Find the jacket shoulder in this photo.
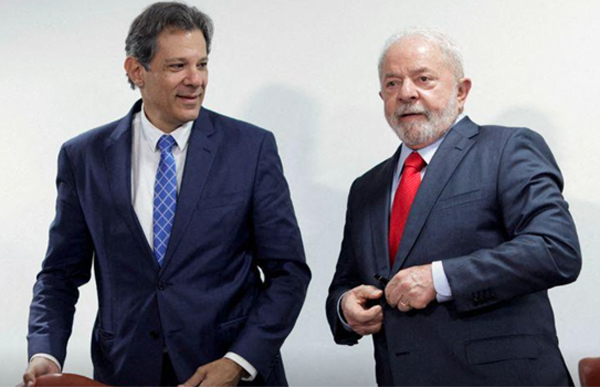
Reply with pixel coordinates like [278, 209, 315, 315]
[204, 108, 271, 140]
[61, 119, 121, 152]
[475, 123, 545, 145]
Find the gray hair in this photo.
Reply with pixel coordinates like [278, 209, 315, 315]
[125, 1, 214, 89]
[378, 28, 465, 82]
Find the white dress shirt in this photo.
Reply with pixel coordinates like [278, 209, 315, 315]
[33, 105, 257, 381]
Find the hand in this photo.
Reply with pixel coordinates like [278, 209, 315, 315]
[22, 357, 60, 387]
[385, 264, 436, 312]
[180, 357, 247, 387]
[341, 285, 384, 336]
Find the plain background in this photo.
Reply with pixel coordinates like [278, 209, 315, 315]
[1, 1, 599, 385]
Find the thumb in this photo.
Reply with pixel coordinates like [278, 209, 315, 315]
[22, 373, 36, 387]
[360, 286, 383, 299]
[180, 366, 207, 387]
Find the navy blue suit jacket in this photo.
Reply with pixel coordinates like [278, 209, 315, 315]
[326, 117, 581, 386]
[28, 101, 311, 386]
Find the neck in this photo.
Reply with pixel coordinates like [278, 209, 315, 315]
[143, 106, 179, 134]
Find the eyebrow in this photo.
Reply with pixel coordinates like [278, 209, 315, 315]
[164, 56, 209, 63]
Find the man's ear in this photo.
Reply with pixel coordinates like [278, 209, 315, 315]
[456, 77, 472, 111]
[124, 57, 145, 88]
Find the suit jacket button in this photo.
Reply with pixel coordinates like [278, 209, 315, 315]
[150, 330, 160, 339]
[157, 281, 166, 291]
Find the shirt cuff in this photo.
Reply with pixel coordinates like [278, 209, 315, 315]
[432, 261, 453, 302]
[224, 352, 257, 381]
[337, 292, 355, 332]
[30, 353, 62, 372]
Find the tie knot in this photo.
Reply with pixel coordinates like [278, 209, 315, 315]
[404, 152, 426, 171]
[157, 135, 176, 153]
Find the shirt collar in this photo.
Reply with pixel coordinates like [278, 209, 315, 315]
[140, 103, 194, 152]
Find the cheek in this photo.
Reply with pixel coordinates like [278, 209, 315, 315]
[420, 93, 444, 111]
[384, 98, 397, 115]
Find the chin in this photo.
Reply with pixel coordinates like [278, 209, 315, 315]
[179, 109, 201, 123]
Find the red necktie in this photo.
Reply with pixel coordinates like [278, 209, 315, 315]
[389, 152, 426, 266]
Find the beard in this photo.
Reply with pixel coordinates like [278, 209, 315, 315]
[388, 92, 459, 148]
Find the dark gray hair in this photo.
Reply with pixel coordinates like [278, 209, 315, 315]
[125, 1, 214, 89]
[378, 28, 465, 82]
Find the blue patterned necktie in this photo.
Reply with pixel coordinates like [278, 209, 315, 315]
[153, 135, 177, 267]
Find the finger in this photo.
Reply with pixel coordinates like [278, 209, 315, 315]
[181, 367, 207, 387]
[23, 366, 39, 387]
[409, 293, 433, 309]
[362, 315, 384, 328]
[384, 277, 402, 304]
[356, 321, 383, 335]
[198, 375, 213, 387]
[397, 300, 412, 312]
[349, 309, 383, 330]
[386, 284, 405, 308]
[22, 373, 35, 387]
[364, 288, 383, 300]
[355, 285, 382, 300]
[352, 305, 383, 323]
[364, 305, 384, 321]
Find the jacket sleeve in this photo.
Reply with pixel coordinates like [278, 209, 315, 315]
[227, 132, 311, 379]
[27, 145, 94, 366]
[442, 128, 581, 313]
[325, 181, 363, 345]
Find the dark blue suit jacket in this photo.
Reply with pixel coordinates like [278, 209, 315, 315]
[28, 101, 311, 386]
[326, 117, 581, 386]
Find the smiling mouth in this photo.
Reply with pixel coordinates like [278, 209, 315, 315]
[177, 95, 201, 105]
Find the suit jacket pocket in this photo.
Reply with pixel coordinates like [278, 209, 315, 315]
[95, 328, 115, 356]
[465, 334, 540, 365]
[437, 188, 487, 210]
[97, 328, 115, 342]
[218, 315, 248, 349]
[198, 192, 247, 210]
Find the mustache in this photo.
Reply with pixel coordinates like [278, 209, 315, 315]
[394, 104, 431, 119]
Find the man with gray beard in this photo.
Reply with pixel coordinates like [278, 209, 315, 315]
[326, 29, 581, 386]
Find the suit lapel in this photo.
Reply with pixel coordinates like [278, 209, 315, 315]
[369, 148, 401, 277]
[104, 100, 156, 266]
[391, 117, 480, 273]
[160, 108, 219, 271]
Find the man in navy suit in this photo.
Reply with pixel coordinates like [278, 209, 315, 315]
[326, 29, 581, 386]
[24, 3, 310, 386]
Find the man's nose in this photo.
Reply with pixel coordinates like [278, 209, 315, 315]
[398, 79, 418, 102]
[183, 68, 205, 87]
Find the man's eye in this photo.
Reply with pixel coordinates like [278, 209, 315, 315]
[198, 62, 208, 69]
[170, 64, 184, 70]
[386, 81, 397, 88]
[419, 76, 430, 82]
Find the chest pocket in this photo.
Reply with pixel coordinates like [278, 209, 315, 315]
[197, 191, 248, 210]
[436, 188, 488, 210]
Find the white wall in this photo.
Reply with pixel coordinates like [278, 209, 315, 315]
[1, 1, 599, 385]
